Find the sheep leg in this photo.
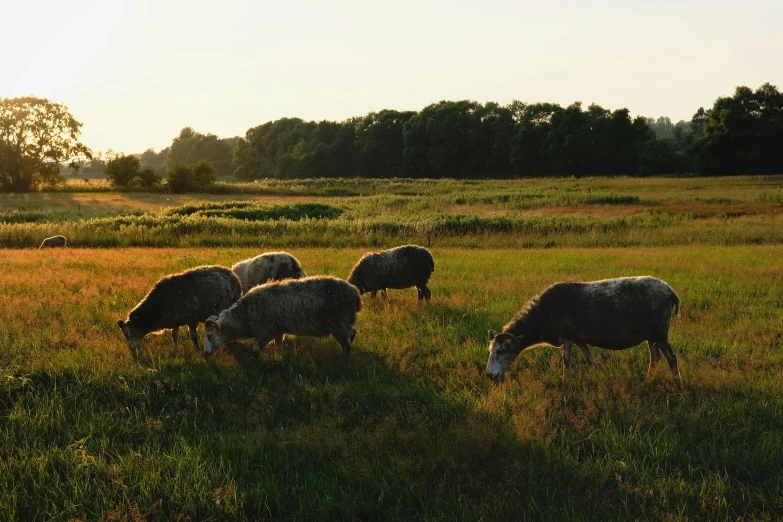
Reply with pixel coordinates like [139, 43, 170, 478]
[188, 323, 199, 350]
[350, 326, 357, 343]
[332, 327, 352, 362]
[274, 335, 285, 352]
[576, 342, 602, 369]
[421, 285, 432, 301]
[656, 340, 682, 389]
[371, 290, 377, 298]
[647, 341, 661, 377]
[381, 288, 387, 298]
[171, 327, 179, 351]
[253, 337, 273, 357]
[562, 340, 573, 378]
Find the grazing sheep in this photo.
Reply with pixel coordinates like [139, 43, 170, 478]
[39, 235, 67, 248]
[486, 276, 682, 388]
[231, 251, 307, 293]
[117, 265, 242, 359]
[347, 245, 434, 301]
[203, 276, 362, 361]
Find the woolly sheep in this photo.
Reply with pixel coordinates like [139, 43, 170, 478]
[39, 235, 67, 248]
[204, 276, 362, 361]
[347, 245, 434, 301]
[487, 276, 682, 388]
[117, 265, 242, 359]
[231, 251, 307, 293]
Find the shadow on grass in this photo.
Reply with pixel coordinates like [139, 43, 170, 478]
[2, 331, 782, 521]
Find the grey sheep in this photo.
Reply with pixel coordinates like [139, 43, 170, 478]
[118, 265, 242, 359]
[487, 276, 682, 388]
[231, 251, 307, 293]
[204, 276, 362, 361]
[347, 244, 434, 301]
[39, 235, 67, 248]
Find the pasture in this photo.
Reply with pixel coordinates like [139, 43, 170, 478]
[1, 176, 783, 520]
[1, 245, 782, 520]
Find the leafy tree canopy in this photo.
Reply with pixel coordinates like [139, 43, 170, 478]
[0, 96, 91, 192]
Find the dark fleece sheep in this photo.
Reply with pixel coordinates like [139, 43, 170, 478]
[117, 265, 242, 359]
[487, 276, 682, 388]
[347, 244, 434, 300]
[231, 251, 307, 293]
[204, 276, 362, 361]
[39, 235, 67, 248]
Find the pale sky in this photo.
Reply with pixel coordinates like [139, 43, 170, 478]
[1, 0, 781, 154]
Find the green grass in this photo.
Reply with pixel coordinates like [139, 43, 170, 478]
[1, 246, 782, 520]
[2, 176, 783, 249]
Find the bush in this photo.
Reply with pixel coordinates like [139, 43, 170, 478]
[137, 167, 161, 188]
[105, 155, 142, 187]
[166, 164, 192, 193]
[166, 161, 217, 193]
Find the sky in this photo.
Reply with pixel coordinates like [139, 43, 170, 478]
[1, 0, 781, 154]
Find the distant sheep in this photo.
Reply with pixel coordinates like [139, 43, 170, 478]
[487, 276, 682, 388]
[204, 276, 362, 361]
[39, 235, 67, 248]
[231, 251, 307, 293]
[118, 265, 242, 359]
[347, 245, 434, 301]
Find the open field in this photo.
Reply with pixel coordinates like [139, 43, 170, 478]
[2, 176, 783, 249]
[1, 245, 783, 520]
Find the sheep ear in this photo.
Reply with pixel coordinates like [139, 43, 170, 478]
[488, 329, 497, 341]
[205, 317, 220, 331]
[117, 320, 125, 328]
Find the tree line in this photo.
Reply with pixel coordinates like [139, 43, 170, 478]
[1, 83, 781, 192]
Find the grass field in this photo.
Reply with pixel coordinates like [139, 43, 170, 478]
[2, 176, 783, 249]
[1, 244, 783, 521]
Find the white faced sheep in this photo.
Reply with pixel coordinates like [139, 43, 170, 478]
[203, 276, 362, 362]
[39, 235, 67, 248]
[231, 251, 307, 294]
[347, 244, 434, 301]
[117, 265, 242, 359]
[487, 276, 682, 388]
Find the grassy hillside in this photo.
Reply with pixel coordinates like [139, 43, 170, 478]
[1, 246, 782, 520]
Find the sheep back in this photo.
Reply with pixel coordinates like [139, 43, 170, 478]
[505, 276, 679, 350]
[227, 276, 362, 339]
[39, 236, 67, 248]
[127, 265, 241, 333]
[347, 245, 434, 294]
[231, 251, 307, 293]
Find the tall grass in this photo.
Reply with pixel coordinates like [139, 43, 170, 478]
[0, 246, 782, 520]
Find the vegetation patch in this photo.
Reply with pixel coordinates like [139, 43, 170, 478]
[165, 201, 343, 221]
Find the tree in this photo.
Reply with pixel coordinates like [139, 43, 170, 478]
[140, 148, 168, 172]
[689, 83, 783, 175]
[191, 160, 217, 188]
[165, 127, 235, 176]
[354, 110, 417, 178]
[166, 164, 193, 193]
[0, 96, 92, 192]
[166, 160, 216, 192]
[137, 167, 162, 187]
[105, 154, 142, 187]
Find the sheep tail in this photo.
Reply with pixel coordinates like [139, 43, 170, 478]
[671, 291, 680, 316]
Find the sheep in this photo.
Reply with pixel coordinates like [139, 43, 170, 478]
[231, 251, 307, 294]
[347, 245, 434, 301]
[39, 235, 67, 248]
[486, 276, 682, 388]
[117, 265, 242, 359]
[203, 276, 362, 362]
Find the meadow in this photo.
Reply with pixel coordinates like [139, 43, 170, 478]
[2, 176, 783, 249]
[1, 177, 783, 521]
